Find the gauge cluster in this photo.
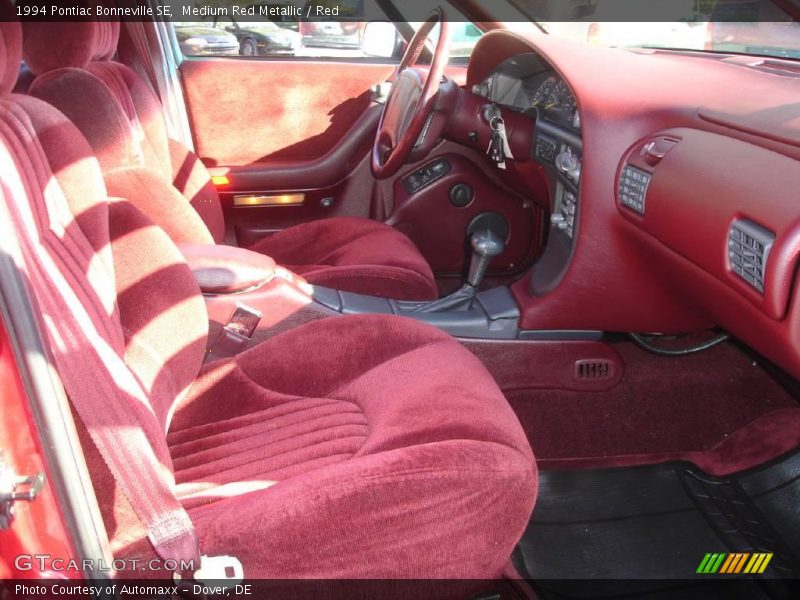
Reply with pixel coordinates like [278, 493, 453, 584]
[527, 74, 579, 129]
[471, 54, 580, 130]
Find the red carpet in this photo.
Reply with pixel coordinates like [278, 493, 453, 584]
[504, 341, 800, 474]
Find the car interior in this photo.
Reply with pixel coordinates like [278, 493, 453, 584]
[1, 0, 800, 596]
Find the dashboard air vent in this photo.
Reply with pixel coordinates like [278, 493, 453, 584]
[728, 220, 774, 293]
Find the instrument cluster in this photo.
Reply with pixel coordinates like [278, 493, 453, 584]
[471, 54, 580, 130]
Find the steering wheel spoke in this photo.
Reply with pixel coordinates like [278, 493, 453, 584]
[371, 9, 450, 179]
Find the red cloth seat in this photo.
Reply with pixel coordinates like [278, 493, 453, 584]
[21, 20, 438, 301]
[0, 17, 536, 578]
[251, 216, 439, 299]
[170, 315, 536, 577]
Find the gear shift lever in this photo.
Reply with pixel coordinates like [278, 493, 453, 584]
[412, 228, 506, 313]
[468, 229, 506, 289]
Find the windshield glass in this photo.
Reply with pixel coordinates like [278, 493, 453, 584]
[510, 0, 800, 60]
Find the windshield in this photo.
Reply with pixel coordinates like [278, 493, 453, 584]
[511, 0, 800, 60]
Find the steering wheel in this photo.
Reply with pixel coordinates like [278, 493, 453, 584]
[371, 9, 450, 179]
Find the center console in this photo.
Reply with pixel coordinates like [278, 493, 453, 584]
[179, 244, 338, 358]
[311, 284, 521, 339]
[311, 283, 598, 340]
[181, 240, 600, 354]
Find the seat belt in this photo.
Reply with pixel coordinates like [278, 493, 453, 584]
[2, 188, 198, 563]
[0, 188, 241, 584]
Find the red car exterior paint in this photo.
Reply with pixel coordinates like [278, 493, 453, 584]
[0, 318, 77, 579]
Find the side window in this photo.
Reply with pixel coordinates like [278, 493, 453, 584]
[174, 22, 243, 57]
[173, 1, 483, 61]
[175, 0, 404, 60]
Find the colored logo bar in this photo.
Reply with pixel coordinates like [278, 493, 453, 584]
[696, 553, 773, 574]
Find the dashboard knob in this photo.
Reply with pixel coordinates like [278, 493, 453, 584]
[551, 213, 568, 229]
[450, 183, 474, 208]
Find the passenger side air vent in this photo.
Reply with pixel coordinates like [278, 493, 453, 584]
[728, 219, 774, 293]
[575, 359, 614, 381]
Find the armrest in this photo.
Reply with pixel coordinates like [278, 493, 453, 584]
[179, 244, 276, 294]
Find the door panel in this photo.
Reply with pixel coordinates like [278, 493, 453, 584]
[205, 103, 381, 245]
[218, 151, 377, 248]
[180, 58, 394, 166]
[207, 104, 380, 191]
[180, 58, 394, 242]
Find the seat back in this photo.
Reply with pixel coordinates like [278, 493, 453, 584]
[21, 16, 226, 244]
[1, 14, 208, 556]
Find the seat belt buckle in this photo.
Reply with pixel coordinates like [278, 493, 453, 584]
[175, 555, 244, 591]
[206, 304, 262, 361]
[225, 304, 262, 339]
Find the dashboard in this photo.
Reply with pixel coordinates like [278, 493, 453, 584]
[462, 29, 800, 381]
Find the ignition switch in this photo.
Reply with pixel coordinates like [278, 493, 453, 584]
[555, 147, 581, 182]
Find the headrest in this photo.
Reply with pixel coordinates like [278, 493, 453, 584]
[0, 15, 22, 95]
[22, 20, 120, 76]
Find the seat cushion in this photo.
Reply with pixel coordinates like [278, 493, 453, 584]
[165, 314, 536, 578]
[250, 217, 439, 301]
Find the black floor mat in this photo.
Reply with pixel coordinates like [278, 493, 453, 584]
[515, 450, 800, 599]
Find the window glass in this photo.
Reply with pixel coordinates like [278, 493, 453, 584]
[175, 1, 484, 60]
[510, 0, 800, 61]
[176, 0, 397, 59]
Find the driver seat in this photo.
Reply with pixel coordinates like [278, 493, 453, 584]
[21, 20, 439, 301]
